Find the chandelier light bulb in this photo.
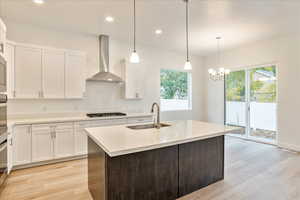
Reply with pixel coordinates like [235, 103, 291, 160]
[208, 68, 214, 74]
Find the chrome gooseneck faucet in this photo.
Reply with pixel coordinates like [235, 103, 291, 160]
[151, 102, 161, 129]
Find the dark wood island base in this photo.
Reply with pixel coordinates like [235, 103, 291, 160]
[88, 136, 224, 200]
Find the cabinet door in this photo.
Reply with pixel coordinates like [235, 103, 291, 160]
[65, 52, 86, 98]
[42, 49, 65, 98]
[122, 61, 145, 99]
[12, 125, 32, 166]
[5, 43, 15, 98]
[15, 45, 42, 98]
[7, 132, 13, 173]
[0, 19, 6, 57]
[74, 123, 87, 155]
[32, 124, 54, 162]
[54, 123, 74, 158]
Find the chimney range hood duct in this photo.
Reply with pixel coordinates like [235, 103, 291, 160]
[87, 35, 123, 83]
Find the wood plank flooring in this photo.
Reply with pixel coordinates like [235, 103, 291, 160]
[1, 136, 300, 200]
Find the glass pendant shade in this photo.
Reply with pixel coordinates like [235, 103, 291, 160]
[130, 51, 140, 63]
[184, 61, 192, 70]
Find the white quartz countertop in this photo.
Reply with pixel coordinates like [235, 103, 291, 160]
[7, 113, 153, 128]
[86, 120, 239, 157]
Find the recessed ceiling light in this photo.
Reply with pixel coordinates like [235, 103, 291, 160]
[33, 0, 45, 4]
[155, 29, 163, 35]
[105, 16, 114, 22]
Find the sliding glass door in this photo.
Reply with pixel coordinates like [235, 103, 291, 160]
[225, 70, 246, 137]
[225, 65, 277, 143]
[249, 66, 277, 141]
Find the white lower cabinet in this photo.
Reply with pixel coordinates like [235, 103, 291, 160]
[12, 125, 32, 166]
[31, 123, 75, 162]
[54, 123, 74, 159]
[74, 123, 88, 155]
[11, 116, 152, 168]
[74, 119, 128, 156]
[32, 124, 54, 162]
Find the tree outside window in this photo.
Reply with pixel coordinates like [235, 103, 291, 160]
[160, 69, 192, 111]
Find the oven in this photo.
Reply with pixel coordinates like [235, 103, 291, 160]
[0, 56, 6, 92]
[0, 55, 7, 190]
[0, 136, 7, 188]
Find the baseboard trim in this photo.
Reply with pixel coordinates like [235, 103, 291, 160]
[227, 135, 300, 153]
[12, 154, 87, 171]
[226, 135, 277, 146]
[278, 142, 300, 153]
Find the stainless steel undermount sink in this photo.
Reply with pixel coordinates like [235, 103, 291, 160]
[127, 123, 171, 130]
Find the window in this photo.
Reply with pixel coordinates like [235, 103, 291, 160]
[160, 69, 192, 111]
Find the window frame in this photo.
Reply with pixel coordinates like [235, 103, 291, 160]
[160, 68, 192, 112]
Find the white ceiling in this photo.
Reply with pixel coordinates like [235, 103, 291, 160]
[1, 0, 300, 55]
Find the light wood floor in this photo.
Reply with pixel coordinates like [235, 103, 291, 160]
[1, 136, 300, 200]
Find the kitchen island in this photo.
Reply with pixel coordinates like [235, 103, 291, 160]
[86, 120, 238, 200]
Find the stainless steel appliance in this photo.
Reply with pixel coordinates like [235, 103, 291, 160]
[0, 55, 6, 92]
[86, 35, 123, 83]
[0, 55, 7, 191]
[86, 112, 126, 118]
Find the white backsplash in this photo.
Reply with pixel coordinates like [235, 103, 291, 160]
[8, 82, 147, 116]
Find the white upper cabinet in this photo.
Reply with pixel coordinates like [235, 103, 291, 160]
[42, 49, 65, 98]
[6, 41, 86, 99]
[0, 17, 6, 58]
[15, 45, 42, 98]
[5, 42, 15, 98]
[120, 59, 145, 99]
[65, 52, 86, 98]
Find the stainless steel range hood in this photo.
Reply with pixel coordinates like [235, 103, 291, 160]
[87, 35, 123, 83]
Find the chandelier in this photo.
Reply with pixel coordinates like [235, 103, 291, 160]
[208, 37, 230, 81]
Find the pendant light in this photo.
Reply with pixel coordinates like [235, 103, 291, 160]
[130, 0, 140, 63]
[184, 0, 192, 70]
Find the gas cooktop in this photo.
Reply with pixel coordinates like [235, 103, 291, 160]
[86, 112, 127, 118]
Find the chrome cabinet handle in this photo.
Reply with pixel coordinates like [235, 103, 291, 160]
[28, 126, 31, 133]
[50, 126, 56, 139]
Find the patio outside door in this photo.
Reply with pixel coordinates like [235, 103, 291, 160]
[225, 65, 277, 143]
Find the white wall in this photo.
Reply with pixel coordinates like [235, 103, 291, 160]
[5, 21, 205, 121]
[204, 34, 300, 151]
